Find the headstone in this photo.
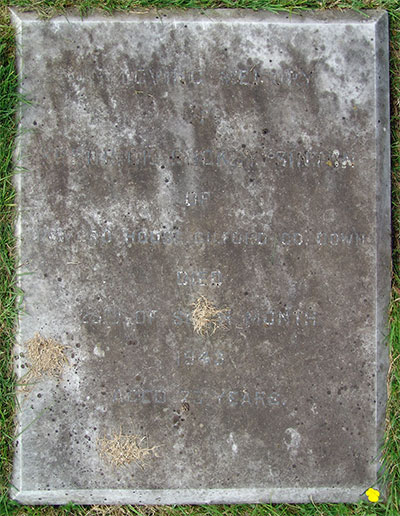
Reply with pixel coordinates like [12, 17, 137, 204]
[11, 8, 390, 505]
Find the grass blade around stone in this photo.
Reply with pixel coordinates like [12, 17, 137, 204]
[0, 6, 21, 515]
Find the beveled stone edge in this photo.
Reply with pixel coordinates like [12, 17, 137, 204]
[373, 9, 391, 498]
[10, 486, 370, 505]
[9, 6, 387, 25]
[8, 6, 391, 505]
[10, 4, 26, 501]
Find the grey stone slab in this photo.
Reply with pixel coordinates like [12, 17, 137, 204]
[10, 8, 390, 505]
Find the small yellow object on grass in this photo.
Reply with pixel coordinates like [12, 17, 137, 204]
[366, 487, 380, 502]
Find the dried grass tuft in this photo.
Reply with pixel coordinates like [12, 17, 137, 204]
[85, 506, 167, 516]
[25, 332, 68, 377]
[191, 296, 229, 336]
[19, 333, 68, 390]
[86, 506, 137, 516]
[97, 429, 158, 469]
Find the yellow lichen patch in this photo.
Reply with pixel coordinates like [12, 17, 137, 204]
[97, 429, 158, 469]
[191, 296, 229, 336]
[20, 333, 68, 390]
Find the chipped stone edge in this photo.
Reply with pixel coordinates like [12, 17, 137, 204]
[373, 10, 391, 500]
[10, 486, 369, 505]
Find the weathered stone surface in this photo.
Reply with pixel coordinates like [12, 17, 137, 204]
[11, 8, 390, 505]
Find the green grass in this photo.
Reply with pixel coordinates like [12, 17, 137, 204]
[1, 0, 400, 515]
[0, 5, 23, 516]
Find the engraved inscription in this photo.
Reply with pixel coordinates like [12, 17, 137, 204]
[81, 305, 317, 330]
[244, 309, 317, 328]
[316, 232, 365, 246]
[111, 65, 311, 88]
[185, 191, 210, 206]
[216, 390, 282, 407]
[112, 386, 286, 408]
[82, 309, 158, 327]
[112, 388, 167, 404]
[177, 270, 222, 286]
[37, 228, 368, 248]
[176, 350, 225, 367]
[107, 64, 319, 89]
[59, 145, 355, 171]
